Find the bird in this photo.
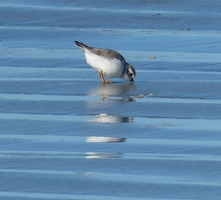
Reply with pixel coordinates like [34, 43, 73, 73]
[74, 41, 136, 84]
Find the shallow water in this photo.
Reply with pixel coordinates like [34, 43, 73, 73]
[1, 0, 221, 199]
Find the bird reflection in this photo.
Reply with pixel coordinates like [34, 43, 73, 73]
[89, 83, 135, 101]
[86, 152, 123, 159]
[90, 113, 133, 123]
[86, 136, 126, 143]
[86, 137, 126, 159]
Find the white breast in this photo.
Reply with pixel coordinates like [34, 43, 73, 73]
[84, 50, 125, 78]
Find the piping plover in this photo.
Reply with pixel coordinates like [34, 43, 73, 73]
[74, 41, 136, 84]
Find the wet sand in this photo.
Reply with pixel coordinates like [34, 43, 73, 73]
[1, 1, 221, 199]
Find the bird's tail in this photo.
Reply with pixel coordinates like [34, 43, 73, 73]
[74, 41, 92, 51]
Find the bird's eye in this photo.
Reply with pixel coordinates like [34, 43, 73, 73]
[130, 73, 134, 78]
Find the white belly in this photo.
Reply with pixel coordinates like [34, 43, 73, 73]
[84, 51, 125, 78]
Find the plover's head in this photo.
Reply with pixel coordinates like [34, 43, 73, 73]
[123, 63, 136, 83]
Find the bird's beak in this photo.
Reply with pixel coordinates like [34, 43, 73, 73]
[130, 78, 134, 84]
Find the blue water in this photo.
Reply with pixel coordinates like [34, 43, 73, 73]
[1, 0, 221, 199]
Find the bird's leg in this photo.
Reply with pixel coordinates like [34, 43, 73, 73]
[98, 70, 112, 84]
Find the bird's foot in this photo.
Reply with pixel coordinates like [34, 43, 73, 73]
[98, 71, 112, 84]
[102, 79, 112, 84]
